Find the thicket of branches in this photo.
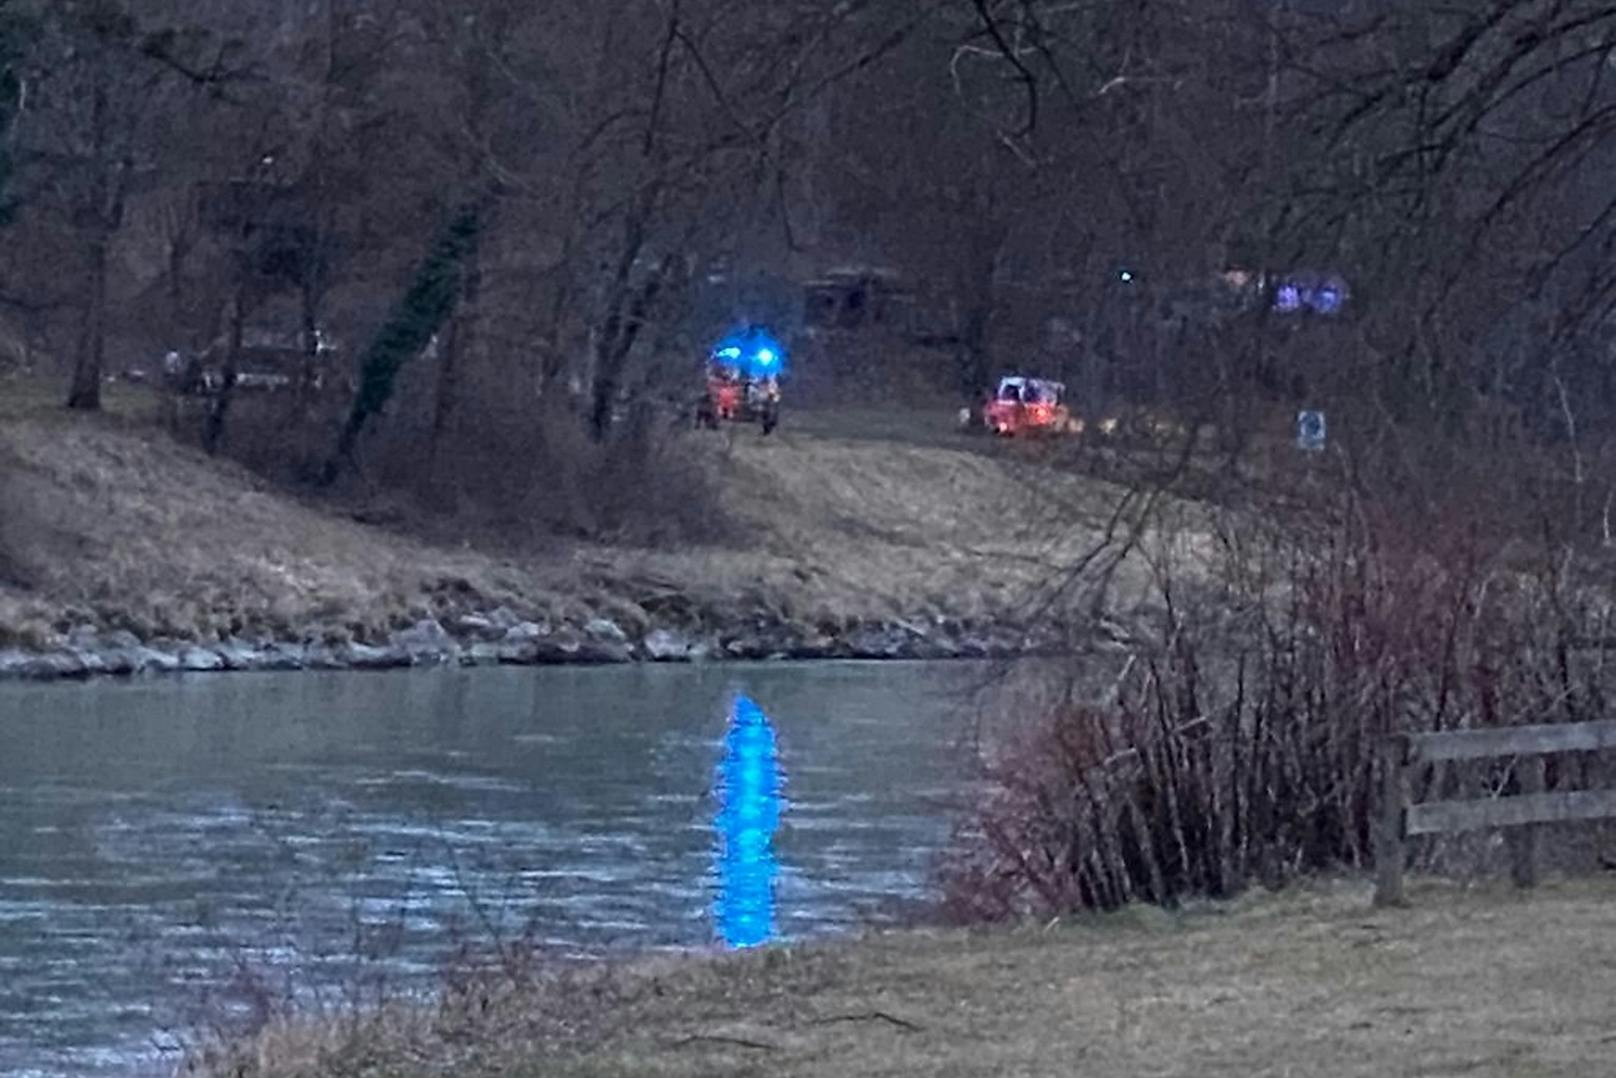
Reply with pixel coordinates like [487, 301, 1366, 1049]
[945, 470, 1616, 916]
[2, 4, 1616, 541]
[922, 1, 1616, 914]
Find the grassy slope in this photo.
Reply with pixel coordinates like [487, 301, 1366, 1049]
[0, 380, 1161, 647]
[209, 879, 1616, 1077]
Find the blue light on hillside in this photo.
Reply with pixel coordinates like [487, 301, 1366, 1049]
[712, 326, 787, 379]
[1274, 274, 1348, 316]
[712, 694, 784, 949]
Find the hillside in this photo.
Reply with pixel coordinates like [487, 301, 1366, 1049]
[0, 382, 1166, 675]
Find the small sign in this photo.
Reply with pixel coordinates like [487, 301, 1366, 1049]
[1297, 410, 1326, 452]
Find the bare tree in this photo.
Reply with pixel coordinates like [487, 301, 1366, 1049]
[15, 1, 212, 410]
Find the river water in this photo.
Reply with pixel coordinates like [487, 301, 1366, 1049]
[0, 661, 984, 1076]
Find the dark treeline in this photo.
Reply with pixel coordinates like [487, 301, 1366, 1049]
[1, 1, 1615, 537]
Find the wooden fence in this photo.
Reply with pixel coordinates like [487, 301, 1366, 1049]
[1375, 720, 1616, 906]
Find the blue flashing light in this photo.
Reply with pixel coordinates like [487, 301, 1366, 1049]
[713, 694, 784, 949]
[711, 325, 788, 379]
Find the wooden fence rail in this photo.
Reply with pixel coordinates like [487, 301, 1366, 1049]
[1375, 720, 1616, 907]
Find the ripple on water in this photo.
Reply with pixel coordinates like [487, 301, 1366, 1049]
[0, 661, 975, 1077]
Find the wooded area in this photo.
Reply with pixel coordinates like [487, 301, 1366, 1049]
[2, 1, 1616, 532]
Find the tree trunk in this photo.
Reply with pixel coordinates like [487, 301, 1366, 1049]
[67, 62, 115, 412]
[298, 280, 318, 408]
[167, 239, 186, 344]
[589, 182, 660, 440]
[590, 257, 668, 441]
[296, 257, 329, 416]
[431, 223, 480, 452]
[66, 235, 107, 411]
[955, 225, 1003, 401]
[203, 287, 245, 454]
[938, 169, 1005, 404]
[434, 20, 492, 448]
[539, 239, 578, 399]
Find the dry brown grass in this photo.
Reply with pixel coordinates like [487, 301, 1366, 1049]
[1, 381, 532, 642]
[194, 878, 1616, 1078]
[585, 409, 1186, 629]
[0, 376, 1167, 645]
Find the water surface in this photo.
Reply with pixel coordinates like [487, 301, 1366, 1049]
[0, 661, 981, 1076]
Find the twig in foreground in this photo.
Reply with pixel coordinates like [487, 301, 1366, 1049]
[809, 1010, 924, 1032]
[672, 1033, 778, 1051]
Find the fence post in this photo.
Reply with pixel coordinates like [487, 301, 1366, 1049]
[1510, 755, 1546, 888]
[1375, 735, 1409, 907]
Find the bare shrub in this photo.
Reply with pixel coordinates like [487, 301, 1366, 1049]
[942, 482, 1616, 921]
[195, 388, 731, 551]
[0, 457, 55, 593]
[0, 471, 28, 589]
[376, 393, 731, 548]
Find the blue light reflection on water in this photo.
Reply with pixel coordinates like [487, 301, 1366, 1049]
[712, 694, 784, 948]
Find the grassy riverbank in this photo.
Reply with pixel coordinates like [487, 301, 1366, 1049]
[0, 376, 1161, 668]
[192, 877, 1616, 1077]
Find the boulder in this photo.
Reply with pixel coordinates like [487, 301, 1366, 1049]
[575, 638, 634, 663]
[642, 628, 693, 662]
[302, 643, 351, 670]
[495, 639, 541, 664]
[212, 639, 266, 670]
[787, 634, 839, 659]
[96, 648, 139, 675]
[465, 642, 502, 666]
[845, 621, 915, 660]
[346, 642, 411, 669]
[68, 648, 111, 675]
[529, 631, 583, 662]
[102, 629, 144, 651]
[584, 617, 628, 644]
[510, 628, 633, 664]
[0, 650, 84, 679]
[502, 621, 550, 645]
[136, 647, 183, 674]
[721, 635, 769, 660]
[392, 618, 457, 664]
[179, 647, 225, 672]
[66, 625, 101, 650]
[67, 628, 166, 676]
[255, 642, 308, 671]
[450, 613, 502, 640]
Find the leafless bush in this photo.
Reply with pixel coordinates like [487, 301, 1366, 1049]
[394, 394, 730, 547]
[942, 479, 1616, 921]
[161, 803, 573, 1078]
[203, 389, 731, 550]
[0, 458, 53, 594]
[0, 471, 25, 589]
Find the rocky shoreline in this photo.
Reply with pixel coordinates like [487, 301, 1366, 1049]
[0, 607, 1066, 682]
